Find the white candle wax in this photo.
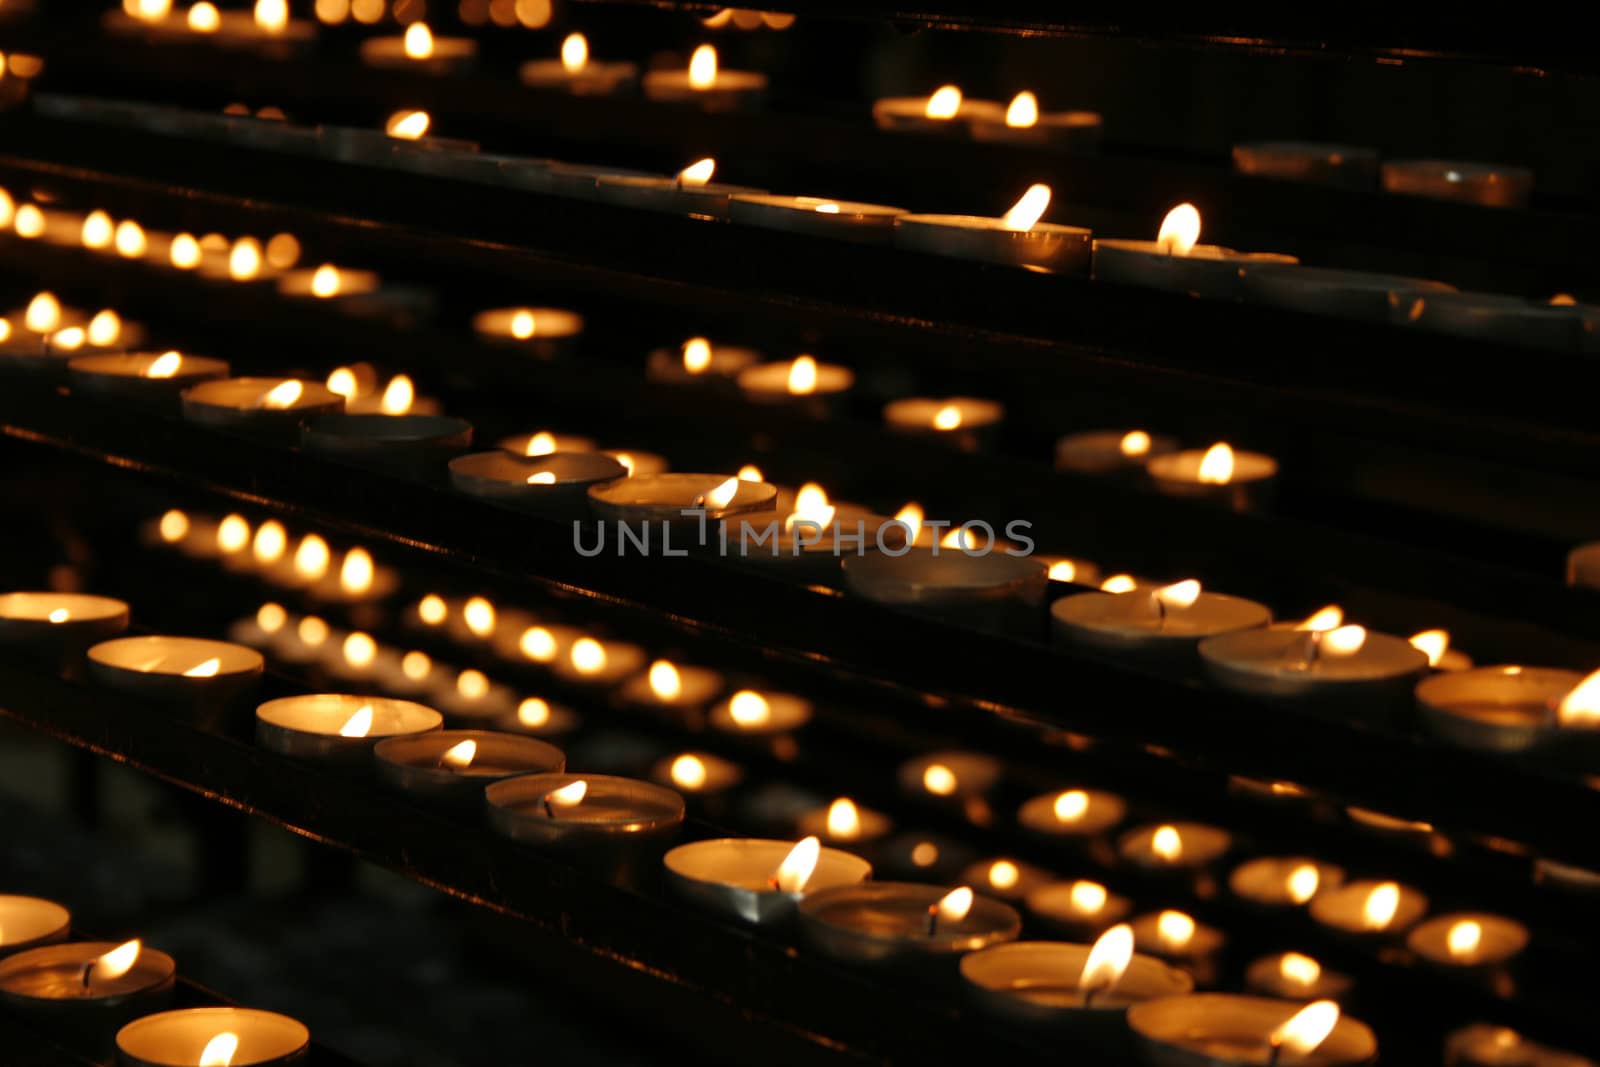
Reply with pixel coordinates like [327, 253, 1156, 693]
[1052, 588, 1271, 664]
[895, 213, 1092, 273]
[729, 195, 909, 244]
[0, 896, 71, 957]
[663, 838, 872, 925]
[116, 1007, 310, 1067]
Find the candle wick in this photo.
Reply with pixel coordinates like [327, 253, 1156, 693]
[1080, 980, 1105, 1008]
[1266, 1038, 1284, 1067]
[767, 875, 781, 890]
[543, 797, 556, 818]
[925, 903, 939, 937]
[1152, 592, 1167, 631]
[1299, 630, 1323, 670]
[80, 961, 94, 989]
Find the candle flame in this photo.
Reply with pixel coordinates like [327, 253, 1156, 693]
[252, 520, 287, 565]
[1053, 789, 1089, 822]
[1156, 203, 1201, 256]
[47, 607, 70, 624]
[1197, 442, 1234, 484]
[1271, 1001, 1340, 1058]
[462, 596, 495, 637]
[50, 327, 86, 352]
[25, 292, 61, 333]
[415, 595, 447, 625]
[923, 762, 957, 796]
[1287, 864, 1321, 904]
[404, 22, 434, 59]
[932, 404, 963, 430]
[198, 1032, 238, 1067]
[1280, 952, 1321, 987]
[1151, 825, 1182, 861]
[132, 0, 173, 20]
[910, 842, 939, 867]
[254, 0, 287, 31]
[787, 355, 818, 395]
[1102, 575, 1138, 593]
[517, 697, 551, 727]
[786, 482, 834, 531]
[1156, 579, 1202, 611]
[525, 471, 559, 485]
[510, 310, 536, 338]
[941, 526, 977, 551]
[570, 637, 607, 674]
[671, 754, 708, 790]
[682, 337, 713, 373]
[520, 626, 556, 662]
[1558, 669, 1600, 726]
[936, 886, 974, 923]
[678, 158, 716, 186]
[1070, 881, 1107, 914]
[441, 739, 477, 769]
[294, 535, 330, 581]
[378, 375, 414, 414]
[340, 547, 375, 595]
[1363, 882, 1400, 929]
[386, 110, 430, 140]
[988, 860, 1020, 890]
[1005, 91, 1038, 128]
[688, 45, 718, 89]
[924, 85, 962, 119]
[1408, 629, 1453, 667]
[297, 616, 329, 648]
[82, 210, 114, 249]
[704, 477, 740, 510]
[1296, 605, 1343, 632]
[1080, 924, 1134, 994]
[826, 797, 860, 838]
[170, 234, 202, 269]
[894, 502, 923, 545]
[561, 33, 588, 73]
[217, 514, 251, 554]
[1120, 430, 1152, 457]
[1323, 625, 1368, 657]
[401, 651, 431, 680]
[261, 380, 303, 409]
[339, 704, 374, 738]
[814, 202, 841, 214]
[256, 603, 286, 633]
[547, 779, 587, 808]
[1048, 561, 1078, 582]
[1447, 919, 1482, 960]
[88, 310, 122, 346]
[999, 183, 1051, 233]
[159, 509, 190, 543]
[1157, 909, 1196, 950]
[649, 660, 683, 700]
[729, 690, 770, 727]
[115, 220, 147, 258]
[188, 3, 221, 32]
[90, 940, 141, 983]
[456, 669, 489, 700]
[311, 265, 341, 298]
[181, 657, 221, 678]
[773, 836, 821, 893]
[138, 351, 184, 379]
[228, 237, 262, 280]
[524, 431, 558, 456]
[342, 632, 375, 668]
[738, 465, 764, 482]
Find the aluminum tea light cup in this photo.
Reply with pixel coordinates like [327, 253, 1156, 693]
[588, 473, 778, 531]
[1128, 994, 1378, 1066]
[1228, 857, 1344, 909]
[551, 636, 648, 688]
[1199, 623, 1428, 723]
[472, 308, 584, 360]
[116, 1007, 310, 1067]
[959, 857, 1054, 903]
[1308, 879, 1428, 940]
[1093, 204, 1296, 300]
[519, 35, 639, 96]
[492, 695, 582, 740]
[0, 896, 71, 959]
[708, 689, 813, 742]
[645, 338, 759, 386]
[0, 592, 129, 668]
[1405, 912, 1528, 976]
[0, 940, 176, 1043]
[86, 636, 262, 712]
[795, 797, 893, 853]
[663, 837, 872, 925]
[1231, 142, 1379, 190]
[1018, 788, 1128, 846]
[375, 729, 564, 805]
[486, 772, 686, 881]
[1129, 911, 1226, 986]
[872, 89, 1004, 133]
[882, 396, 1004, 452]
[1381, 160, 1533, 208]
[1026, 880, 1134, 941]
[1052, 583, 1271, 672]
[961, 936, 1193, 1032]
[736, 356, 855, 415]
[798, 883, 1020, 969]
[617, 660, 725, 727]
[68, 352, 230, 412]
[255, 694, 442, 763]
[729, 195, 909, 245]
[969, 95, 1103, 150]
[301, 413, 473, 475]
[1414, 666, 1573, 753]
[641, 46, 766, 112]
[450, 451, 626, 518]
[594, 167, 766, 221]
[895, 185, 1091, 274]
[1056, 429, 1179, 475]
[1240, 264, 1453, 323]
[181, 377, 343, 444]
[1146, 443, 1279, 511]
[844, 549, 1048, 635]
[1443, 1024, 1584, 1067]
[1243, 951, 1353, 1001]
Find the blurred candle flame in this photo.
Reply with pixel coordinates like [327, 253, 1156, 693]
[1070, 881, 1107, 914]
[1557, 668, 1600, 726]
[1447, 919, 1482, 961]
[386, 110, 430, 140]
[1363, 882, 1400, 929]
[1287, 864, 1321, 904]
[561, 33, 588, 73]
[1120, 430, 1152, 457]
[924, 85, 961, 119]
[89, 940, 142, 984]
[88, 310, 122, 346]
[933, 404, 962, 430]
[1271, 1001, 1340, 1058]
[688, 45, 717, 89]
[463, 597, 495, 637]
[546, 779, 587, 809]
[188, 3, 221, 32]
[403, 23, 434, 60]
[1296, 605, 1343, 632]
[999, 184, 1051, 232]
[517, 697, 551, 727]
[1156, 203, 1201, 256]
[1005, 91, 1038, 128]
[182, 658, 222, 678]
[340, 547, 375, 594]
[379, 375, 414, 415]
[1151, 825, 1182, 861]
[1080, 924, 1134, 994]
[922, 762, 957, 796]
[339, 704, 374, 738]
[198, 1032, 238, 1067]
[81, 211, 113, 249]
[47, 608, 70, 624]
[1280, 952, 1321, 987]
[570, 637, 606, 674]
[670, 754, 708, 790]
[170, 233, 202, 269]
[145, 351, 183, 379]
[678, 158, 716, 186]
[935, 886, 973, 923]
[24, 292, 59, 333]
[311, 265, 341, 298]
[773, 836, 821, 893]
[254, 0, 287, 32]
[648, 659, 683, 701]
[1323, 625, 1367, 657]
[787, 355, 818, 394]
[114, 220, 147, 258]
[1196, 443, 1234, 484]
[704, 477, 739, 509]
[1157, 909, 1195, 950]
[441, 739, 477, 769]
[1054, 790, 1089, 822]
[729, 690, 770, 727]
[682, 337, 713, 373]
[294, 535, 330, 581]
[826, 797, 859, 838]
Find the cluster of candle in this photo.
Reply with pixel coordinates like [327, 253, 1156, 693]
[1233, 140, 1535, 208]
[1056, 430, 1280, 511]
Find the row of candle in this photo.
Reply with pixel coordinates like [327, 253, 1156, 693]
[1234, 140, 1534, 207]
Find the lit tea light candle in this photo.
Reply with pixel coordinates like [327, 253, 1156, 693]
[375, 729, 565, 804]
[520, 33, 639, 95]
[359, 22, 476, 73]
[651, 751, 744, 800]
[302, 413, 474, 471]
[322, 630, 381, 685]
[1444, 1025, 1582, 1067]
[182, 377, 344, 443]
[87, 636, 262, 710]
[973, 90, 1103, 148]
[450, 451, 627, 518]
[431, 667, 519, 724]
[1138, 912, 1220, 978]
[896, 184, 1092, 273]
[722, 482, 888, 574]
[1128, 995, 1377, 1066]
[596, 157, 765, 221]
[1309, 879, 1428, 938]
[1240, 263, 1453, 323]
[1093, 203, 1296, 299]
[68, 351, 231, 411]
[115, 1007, 310, 1067]
[798, 883, 1020, 967]
[486, 773, 686, 878]
[0, 592, 129, 665]
[796, 796, 892, 848]
[277, 264, 381, 300]
[1118, 822, 1231, 873]
[1229, 857, 1344, 909]
[273, 614, 332, 666]
[844, 550, 1049, 632]
[0, 939, 175, 1022]
[1244, 951, 1353, 1002]
[958, 858, 1053, 902]
[493, 695, 582, 740]
[874, 833, 978, 883]
[642, 45, 767, 112]
[499, 430, 597, 458]
[646, 336, 759, 385]
[0, 896, 71, 959]
[1408, 629, 1473, 672]
[1017, 787, 1127, 840]
[1146, 442, 1279, 511]
[597, 449, 668, 478]
[961, 928, 1193, 1027]
[551, 635, 647, 687]
[588, 472, 778, 525]
[1053, 580, 1271, 670]
[472, 307, 584, 360]
[737, 354, 855, 412]
[1025, 881, 1133, 941]
[1406, 913, 1528, 972]
[255, 694, 443, 762]
[1056, 429, 1179, 475]
[1232, 142, 1379, 190]
[709, 689, 813, 737]
[338, 374, 439, 417]
[1414, 664, 1575, 753]
[492, 618, 581, 667]
[728, 194, 909, 244]
[1200, 618, 1429, 719]
[882, 396, 1004, 451]
[872, 84, 1003, 133]
[1039, 556, 1102, 587]
[1381, 159, 1533, 208]
[620, 659, 725, 717]
[899, 751, 1002, 802]
[304, 546, 398, 606]
[226, 603, 289, 651]
[664, 837, 872, 925]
